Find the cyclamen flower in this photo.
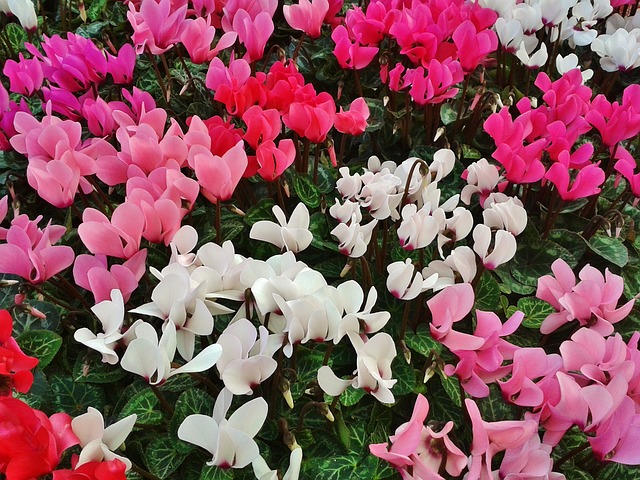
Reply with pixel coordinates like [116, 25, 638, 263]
[369, 394, 467, 479]
[334, 98, 370, 136]
[71, 408, 137, 470]
[127, 0, 187, 55]
[0, 211, 75, 284]
[178, 388, 268, 468]
[317, 331, 397, 403]
[120, 320, 222, 385]
[0, 309, 39, 396]
[283, 0, 329, 38]
[0, 397, 78, 480]
[536, 259, 635, 335]
[250, 203, 313, 253]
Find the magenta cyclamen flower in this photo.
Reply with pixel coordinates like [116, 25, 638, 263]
[536, 259, 635, 335]
[128, 0, 188, 55]
[544, 161, 605, 202]
[0, 209, 74, 284]
[2, 53, 44, 96]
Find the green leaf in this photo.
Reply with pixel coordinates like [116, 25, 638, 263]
[14, 369, 48, 409]
[391, 358, 416, 397]
[510, 239, 576, 287]
[293, 174, 321, 208]
[221, 220, 245, 242]
[315, 162, 336, 194]
[365, 99, 385, 132]
[199, 466, 234, 480]
[476, 385, 519, 422]
[440, 103, 457, 125]
[622, 266, 640, 301]
[4, 24, 27, 53]
[340, 386, 365, 407]
[598, 463, 640, 480]
[50, 375, 106, 416]
[244, 198, 275, 225]
[516, 297, 556, 329]
[589, 235, 629, 268]
[475, 272, 501, 311]
[73, 355, 127, 383]
[87, 0, 107, 20]
[437, 370, 461, 407]
[305, 455, 360, 480]
[119, 389, 165, 426]
[170, 389, 215, 437]
[404, 324, 441, 357]
[494, 266, 536, 295]
[548, 229, 588, 262]
[12, 301, 61, 335]
[461, 144, 481, 160]
[17, 330, 62, 369]
[145, 434, 192, 479]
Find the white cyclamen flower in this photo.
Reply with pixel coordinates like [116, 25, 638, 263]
[74, 289, 126, 365]
[71, 407, 137, 470]
[387, 259, 437, 300]
[250, 203, 313, 253]
[7, 0, 37, 31]
[591, 28, 640, 72]
[473, 224, 517, 270]
[178, 388, 268, 469]
[120, 320, 222, 385]
[555, 53, 593, 82]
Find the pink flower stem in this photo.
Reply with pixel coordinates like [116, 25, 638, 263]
[360, 257, 372, 292]
[399, 298, 412, 341]
[175, 47, 196, 94]
[353, 69, 364, 99]
[453, 73, 472, 134]
[52, 275, 93, 311]
[26, 283, 82, 314]
[337, 133, 347, 167]
[301, 138, 311, 174]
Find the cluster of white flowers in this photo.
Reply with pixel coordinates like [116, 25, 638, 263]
[484, 0, 640, 76]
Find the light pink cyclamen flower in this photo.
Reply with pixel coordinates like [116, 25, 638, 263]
[180, 17, 237, 64]
[466, 398, 539, 480]
[536, 259, 635, 335]
[444, 309, 524, 397]
[369, 394, 467, 480]
[73, 250, 147, 304]
[78, 203, 145, 259]
[283, 0, 329, 39]
[191, 140, 248, 203]
[0, 212, 74, 284]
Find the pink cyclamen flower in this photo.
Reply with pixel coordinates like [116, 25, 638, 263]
[128, 0, 187, 55]
[192, 140, 248, 203]
[613, 145, 640, 198]
[536, 259, 635, 335]
[106, 43, 136, 85]
[232, 10, 274, 63]
[242, 106, 281, 150]
[334, 97, 370, 136]
[283, 0, 329, 39]
[180, 17, 237, 65]
[3, 53, 43, 96]
[73, 251, 147, 304]
[466, 398, 539, 480]
[78, 203, 145, 259]
[369, 394, 467, 479]
[444, 309, 523, 397]
[0, 213, 74, 284]
[283, 91, 335, 143]
[331, 25, 379, 70]
[254, 139, 296, 181]
[544, 161, 605, 202]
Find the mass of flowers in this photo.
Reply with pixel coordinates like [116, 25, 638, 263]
[0, 0, 639, 478]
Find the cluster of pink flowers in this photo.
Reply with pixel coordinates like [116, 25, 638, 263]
[485, 69, 640, 203]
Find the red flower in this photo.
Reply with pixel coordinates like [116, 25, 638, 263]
[0, 397, 78, 480]
[0, 310, 38, 397]
[53, 459, 127, 480]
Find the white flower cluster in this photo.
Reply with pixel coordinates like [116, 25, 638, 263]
[483, 0, 640, 76]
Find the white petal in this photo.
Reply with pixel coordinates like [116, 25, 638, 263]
[178, 414, 219, 455]
[317, 366, 352, 397]
[250, 221, 285, 249]
[227, 396, 268, 438]
[71, 408, 104, 446]
[120, 338, 159, 381]
[283, 447, 303, 480]
[170, 343, 223, 377]
[103, 414, 137, 451]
